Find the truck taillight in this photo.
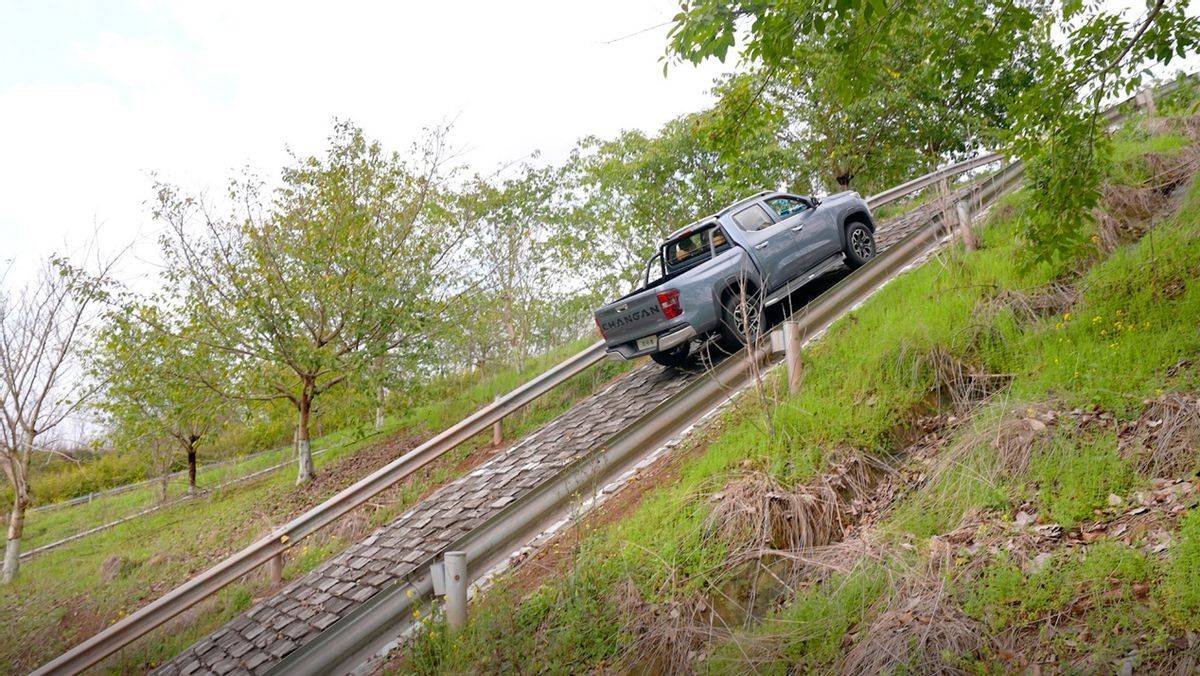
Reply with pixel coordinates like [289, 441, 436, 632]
[657, 289, 683, 319]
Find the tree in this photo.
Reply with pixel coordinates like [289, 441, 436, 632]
[150, 121, 459, 484]
[90, 305, 227, 495]
[0, 255, 111, 582]
[666, 0, 1200, 263]
[458, 163, 560, 364]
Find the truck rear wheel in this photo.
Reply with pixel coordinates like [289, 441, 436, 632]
[844, 222, 876, 269]
[717, 289, 765, 352]
[650, 343, 692, 368]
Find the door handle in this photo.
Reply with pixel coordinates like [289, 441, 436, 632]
[790, 225, 804, 232]
[754, 242, 769, 250]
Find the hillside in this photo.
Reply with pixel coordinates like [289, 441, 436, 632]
[0, 342, 628, 673]
[393, 116, 1200, 673]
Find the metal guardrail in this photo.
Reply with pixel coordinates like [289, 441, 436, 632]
[867, 151, 1005, 208]
[33, 341, 606, 676]
[35, 77, 1172, 675]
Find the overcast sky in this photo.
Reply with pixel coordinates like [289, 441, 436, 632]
[0, 0, 729, 281]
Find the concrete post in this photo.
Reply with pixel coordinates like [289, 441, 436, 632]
[955, 200, 977, 252]
[938, 176, 953, 236]
[1138, 88, 1158, 118]
[444, 550, 468, 629]
[491, 396, 503, 447]
[269, 553, 284, 586]
[782, 321, 804, 394]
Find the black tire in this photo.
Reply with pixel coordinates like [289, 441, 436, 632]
[844, 221, 877, 269]
[650, 343, 692, 368]
[716, 288, 765, 352]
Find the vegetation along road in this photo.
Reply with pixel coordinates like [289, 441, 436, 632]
[3, 0, 1200, 674]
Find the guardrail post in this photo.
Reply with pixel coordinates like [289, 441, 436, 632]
[444, 550, 468, 629]
[782, 321, 804, 394]
[955, 200, 978, 252]
[1137, 87, 1158, 118]
[269, 552, 283, 586]
[491, 396, 503, 447]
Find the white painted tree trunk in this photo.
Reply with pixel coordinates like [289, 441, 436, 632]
[296, 438, 314, 485]
[2, 538, 18, 584]
[2, 436, 30, 584]
[3, 490, 25, 583]
[375, 386, 387, 432]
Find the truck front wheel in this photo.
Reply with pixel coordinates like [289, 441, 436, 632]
[650, 343, 692, 368]
[844, 221, 877, 269]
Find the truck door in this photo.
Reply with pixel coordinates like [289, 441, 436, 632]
[764, 195, 839, 271]
[729, 201, 807, 292]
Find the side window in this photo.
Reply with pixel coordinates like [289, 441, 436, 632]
[766, 196, 811, 219]
[732, 204, 775, 232]
[711, 228, 731, 253]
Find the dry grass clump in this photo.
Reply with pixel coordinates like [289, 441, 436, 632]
[980, 281, 1079, 325]
[927, 347, 1012, 412]
[1122, 393, 1200, 477]
[931, 404, 1056, 487]
[611, 579, 718, 674]
[1171, 113, 1200, 142]
[840, 557, 988, 676]
[705, 453, 881, 558]
[1095, 146, 1200, 254]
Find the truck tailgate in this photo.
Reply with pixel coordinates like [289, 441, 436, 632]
[595, 289, 672, 347]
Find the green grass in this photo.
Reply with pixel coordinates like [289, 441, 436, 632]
[0, 337, 630, 674]
[396, 123, 1200, 673]
[964, 541, 1158, 635]
[705, 565, 887, 674]
[1030, 432, 1136, 528]
[1161, 509, 1200, 629]
[17, 338, 616, 554]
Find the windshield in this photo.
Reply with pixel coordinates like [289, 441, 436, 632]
[663, 226, 730, 274]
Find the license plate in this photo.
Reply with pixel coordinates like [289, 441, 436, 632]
[636, 336, 658, 352]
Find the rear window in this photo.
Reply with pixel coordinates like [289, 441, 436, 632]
[732, 204, 775, 231]
[664, 226, 731, 273]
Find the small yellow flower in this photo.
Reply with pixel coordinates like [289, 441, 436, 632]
[413, 609, 421, 619]
[1063, 313, 1072, 321]
[406, 589, 415, 599]
[1093, 316, 1102, 323]
[1055, 322, 1064, 330]
[1101, 329, 1108, 336]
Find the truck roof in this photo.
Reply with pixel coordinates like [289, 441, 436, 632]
[665, 189, 778, 240]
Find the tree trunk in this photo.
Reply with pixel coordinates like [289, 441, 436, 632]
[2, 448, 28, 584]
[295, 387, 315, 485]
[375, 385, 387, 432]
[187, 444, 198, 495]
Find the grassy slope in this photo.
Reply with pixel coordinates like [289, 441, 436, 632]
[399, 122, 1200, 673]
[0, 338, 629, 673]
[19, 339, 607, 552]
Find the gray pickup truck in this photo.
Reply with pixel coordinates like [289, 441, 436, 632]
[593, 190, 877, 367]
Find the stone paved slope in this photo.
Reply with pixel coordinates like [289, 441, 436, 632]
[156, 194, 950, 676]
